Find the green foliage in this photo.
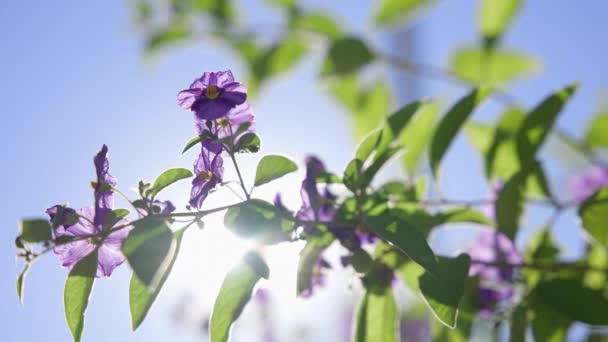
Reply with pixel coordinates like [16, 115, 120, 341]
[375, 0, 434, 27]
[322, 37, 374, 77]
[149, 168, 193, 198]
[252, 38, 307, 83]
[16, 264, 30, 305]
[366, 210, 439, 276]
[401, 102, 439, 174]
[20, 219, 52, 243]
[102, 209, 130, 231]
[210, 251, 269, 342]
[452, 47, 539, 86]
[235, 133, 261, 153]
[64, 250, 97, 342]
[510, 304, 528, 342]
[130, 228, 186, 330]
[354, 284, 398, 342]
[495, 165, 531, 239]
[579, 186, 608, 245]
[254, 155, 298, 187]
[146, 21, 191, 54]
[122, 217, 174, 288]
[401, 254, 471, 328]
[531, 298, 570, 342]
[585, 113, 608, 147]
[223, 199, 291, 244]
[293, 12, 343, 38]
[430, 87, 491, 177]
[181, 135, 202, 154]
[297, 231, 334, 296]
[477, 0, 522, 41]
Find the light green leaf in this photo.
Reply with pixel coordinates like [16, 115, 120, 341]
[375, 0, 434, 27]
[146, 22, 190, 54]
[516, 83, 578, 164]
[400, 254, 471, 328]
[438, 208, 493, 226]
[322, 37, 374, 77]
[16, 264, 30, 305]
[579, 186, 608, 245]
[366, 211, 439, 277]
[20, 219, 52, 243]
[478, 0, 522, 40]
[401, 102, 439, 173]
[430, 88, 491, 177]
[373, 100, 425, 160]
[294, 12, 342, 38]
[64, 250, 97, 342]
[297, 232, 334, 296]
[354, 285, 398, 342]
[256, 39, 307, 78]
[210, 251, 269, 342]
[586, 113, 608, 147]
[150, 168, 193, 198]
[130, 228, 186, 330]
[122, 217, 174, 288]
[235, 132, 261, 153]
[224, 199, 291, 244]
[452, 47, 540, 86]
[102, 209, 130, 231]
[181, 136, 202, 154]
[254, 155, 298, 187]
[353, 81, 393, 138]
[343, 159, 364, 193]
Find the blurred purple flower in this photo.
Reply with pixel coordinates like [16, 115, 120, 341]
[483, 180, 504, 222]
[568, 166, 608, 203]
[400, 318, 430, 342]
[49, 145, 130, 277]
[468, 228, 522, 282]
[46, 205, 78, 228]
[296, 156, 336, 228]
[195, 102, 256, 144]
[189, 142, 224, 209]
[178, 70, 247, 120]
[478, 286, 514, 318]
[301, 256, 331, 298]
[137, 199, 176, 217]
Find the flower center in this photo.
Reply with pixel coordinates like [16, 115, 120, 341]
[90, 181, 98, 189]
[199, 170, 214, 181]
[206, 85, 220, 100]
[216, 117, 230, 128]
[87, 235, 103, 245]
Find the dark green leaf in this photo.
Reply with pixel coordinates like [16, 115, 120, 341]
[224, 199, 291, 244]
[122, 217, 174, 288]
[532, 298, 570, 342]
[210, 251, 269, 342]
[452, 47, 539, 86]
[130, 228, 186, 330]
[366, 212, 439, 277]
[535, 278, 608, 325]
[478, 0, 522, 40]
[375, 0, 434, 27]
[150, 168, 193, 198]
[585, 113, 608, 147]
[297, 232, 334, 296]
[495, 166, 530, 239]
[510, 304, 527, 342]
[182, 136, 202, 154]
[322, 37, 374, 76]
[16, 264, 30, 305]
[20, 219, 52, 243]
[102, 209, 130, 231]
[516, 83, 578, 164]
[235, 132, 261, 153]
[254, 155, 298, 187]
[401, 254, 471, 328]
[64, 250, 97, 342]
[430, 87, 491, 177]
[354, 285, 398, 342]
[579, 186, 608, 245]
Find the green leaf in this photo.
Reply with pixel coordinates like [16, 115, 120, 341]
[234, 132, 261, 153]
[373, 100, 425, 160]
[430, 87, 491, 177]
[146, 22, 191, 54]
[356, 129, 383, 162]
[210, 251, 269, 342]
[585, 113, 608, 147]
[437, 208, 493, 226]
[294, 12, 343, 38]
[354, 285, 398, 342]
[182, 136, 202, 154]
[122, 217, 174, 288]
[16, 264, 30, 305]
[375, 0, 434, 27]
[130, 228, 186, 330]
[535, 278, 608, 325]
[20, 219, 52, 243]
[478, 0, 522, 40]
[223, 199, 291, 244]
[322, 37, 374, 77]
[531, 298, 570, 342]
[360, 146, 402, 189]
[452, 47, 540, 86]
[401, 101, 439, 173]
[253, 39, 307, 79]
[102, 209, 130, 231]
[366, 211, 439, 277]
[64, 250, 97, 342]
[579, 186, 608, 245]
[150, 168, 193, 198]
[510, 304, 527, 342]
[297, 231, 334, 296]
[401, 254, 471, 328]
[343, 159, 364, 192]
[516, 83, 578, 164]
[495, 166, 531, 239]
[254, 155, 298, 187]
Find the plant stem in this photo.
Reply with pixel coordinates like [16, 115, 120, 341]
[229, 152, 250, 200]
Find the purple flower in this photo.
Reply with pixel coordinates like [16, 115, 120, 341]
[195, 102, 256, 144]
[468, 228, 522, 282]
[178, 70, 247, 120]
[296, 156, 336, 226]
[301, 256, 331, 298]
[568, 166, 608, 203]
[478, 286, 514, 318]
[137, 199, 176, 217]
[189, 142, 224, 209]
[483, 180, 504, 222]
[49, 145, 130, 277]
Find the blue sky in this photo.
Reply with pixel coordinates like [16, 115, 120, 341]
[1, 1, 606, 341]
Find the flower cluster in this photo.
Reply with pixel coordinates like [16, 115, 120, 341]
[178, 70, 256, 209]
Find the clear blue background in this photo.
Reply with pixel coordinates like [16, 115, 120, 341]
[1, 1, 606, 341]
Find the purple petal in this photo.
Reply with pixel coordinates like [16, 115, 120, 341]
[53, 239, 97, 269]
[468, 228, 522, 282]
[96, 242, 127, 277]
[192, 98, 235, 120]
[568, 166, 608, 203]
[214, 70, 236, 87]
[178, 88, 203, 109]
[219, 83, 247, 105]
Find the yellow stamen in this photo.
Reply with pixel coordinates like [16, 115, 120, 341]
[216, 117, 229, 128]
[90, 181, 98, 190]
[199, 170, 214, 181]
[206, 85, 220, 99]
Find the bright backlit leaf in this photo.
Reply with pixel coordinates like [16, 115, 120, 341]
[64, 250, 97, 342]
[150, 168, 193, 198]
[375, 0, 434, 27]
[254, 155, 298, 187]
